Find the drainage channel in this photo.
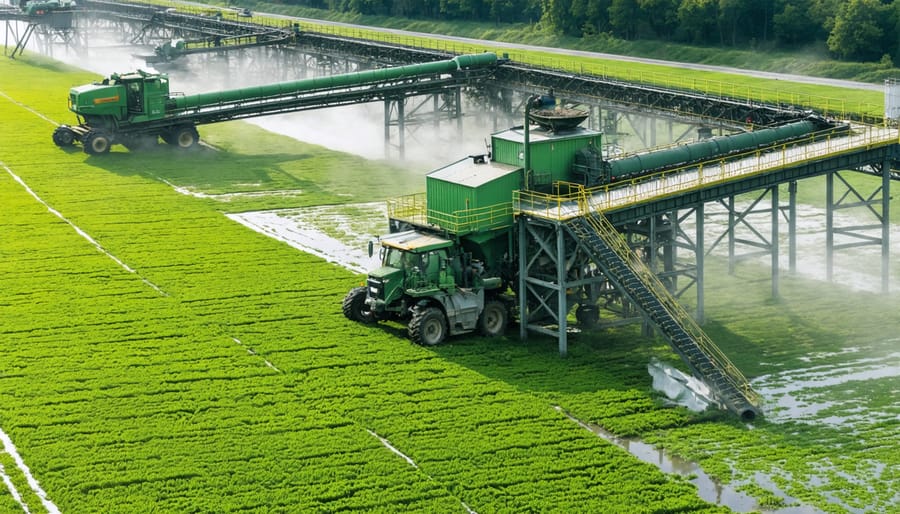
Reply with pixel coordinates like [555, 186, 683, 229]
[554, 406, 820, 513]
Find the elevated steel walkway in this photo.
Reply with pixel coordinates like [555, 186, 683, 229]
[515, 123, 899, 225]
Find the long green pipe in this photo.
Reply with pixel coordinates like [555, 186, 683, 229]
[170, 53, 497, 111]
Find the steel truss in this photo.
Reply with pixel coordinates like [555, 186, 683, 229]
[827, 169, 891, 293]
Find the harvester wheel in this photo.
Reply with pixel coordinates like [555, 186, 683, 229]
[52, 126, 76, 147]
[169, 125, 199, 149]
[83, 131, 111, 155]
[408, 306, 447, 346]
[576, 304, 599, 330]
[342, 286, 374, 323]
[478, 300, 508, 337]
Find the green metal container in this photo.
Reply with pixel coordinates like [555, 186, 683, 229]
[425, 157, 522, 234]
[491, 126, 602, 186]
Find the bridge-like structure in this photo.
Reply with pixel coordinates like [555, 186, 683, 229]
[508, 123, 897, 418]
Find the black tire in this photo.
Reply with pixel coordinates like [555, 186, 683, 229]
[83, 131, 111, 155]
[52, 126, 76, 147]
[576, 304, 599, 330]
[167, 125, 199, 149]
[478, 300, 508, 337]
[342, 286, 374, 323]
[408, 306, 447, 346]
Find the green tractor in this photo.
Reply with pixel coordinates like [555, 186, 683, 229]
[342, 230, 511, 346]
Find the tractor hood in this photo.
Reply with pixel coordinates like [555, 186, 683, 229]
[69, 82, 125, 116]
[368, 266, 402, 280]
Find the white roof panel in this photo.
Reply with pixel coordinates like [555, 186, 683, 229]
[428, 157, 521, 188]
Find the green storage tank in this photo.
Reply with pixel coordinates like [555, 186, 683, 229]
[491, 126, 602, 187]
[426, 156, 522, 234]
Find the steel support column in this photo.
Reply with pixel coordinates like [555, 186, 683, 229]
[825, 170, 889, 291]
[696, 203, 705, 323]
[728, 195, 736, 274]
[771, 185, 780, 298]
[557, 224, 568, 357]
[882, 159, 891, 293]
[518, 216, 528, 340]
[788, 181, 797, 273]
[709, 187, 781, 296]
[826, 172, 834, 281]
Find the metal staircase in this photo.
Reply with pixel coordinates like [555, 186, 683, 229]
[566, 197, 761, 420]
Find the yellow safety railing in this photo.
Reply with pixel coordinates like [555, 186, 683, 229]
[515, 123, 898, 220]
[513, 188, 584, 221]
[589, 123, 898, 212]
[573, 190, 760, 408]
[387, 192, 428, 225]
[387, 193, 514, 234]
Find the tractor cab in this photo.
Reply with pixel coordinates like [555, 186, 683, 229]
[368, 230, 458, 311]
[69, 70, 170, 125]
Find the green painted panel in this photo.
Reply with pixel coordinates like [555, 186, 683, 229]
[425, 158, 521, 234]
[491, 127, 601, 185]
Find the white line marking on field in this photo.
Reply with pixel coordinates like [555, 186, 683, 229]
[0, 428, 60, 514]
[364, 429, 477, 513]
[232, 338, 281, 372]
[0, 91, 59, 126]
[366, 429, 417, 468]
[2, 162, 168, 296]
[0, 462, 31, 514]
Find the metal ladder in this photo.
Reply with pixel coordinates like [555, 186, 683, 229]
[566, 194, 761, 419]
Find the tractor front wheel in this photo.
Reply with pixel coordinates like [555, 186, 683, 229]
[52, 126, 76, 147]
[408, 306, 447, 346]
[83, 131, 111, 155]
[342, 286, 374, 323]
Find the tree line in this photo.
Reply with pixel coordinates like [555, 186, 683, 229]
[281, 0, 900, 63]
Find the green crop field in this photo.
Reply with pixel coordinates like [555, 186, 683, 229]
[0, 53, 897, 513]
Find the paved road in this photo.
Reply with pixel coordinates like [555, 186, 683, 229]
[284, 14, 882, 92]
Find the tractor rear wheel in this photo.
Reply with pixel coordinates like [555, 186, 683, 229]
[478, 300, 508, 337]
[83, 131, 111, 155]
[52, 126, 76, 147]
[342, 286, 374, 323]
[408, 306, 447, 346]
[167, 125, 199, 149]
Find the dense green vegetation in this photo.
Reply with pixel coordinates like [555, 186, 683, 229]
[0, 54, 720, 513]
[1, 51, 897, 513]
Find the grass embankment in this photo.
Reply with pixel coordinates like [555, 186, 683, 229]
[0, 56, 719, 512]
[1, 56, 897, 512]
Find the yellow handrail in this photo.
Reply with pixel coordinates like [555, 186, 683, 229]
[573, 188, 760, 406]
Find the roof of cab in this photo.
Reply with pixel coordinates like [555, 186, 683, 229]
[380, 230, 453, 252]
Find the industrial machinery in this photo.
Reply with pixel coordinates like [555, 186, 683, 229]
[344, 104, 842, 346]
[52, 52, 500, 154]
[342, 230, 512, 346]
[573, 118, 838, 185]
[343, 102, 844, 419]
[20, 0, 75, 16]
